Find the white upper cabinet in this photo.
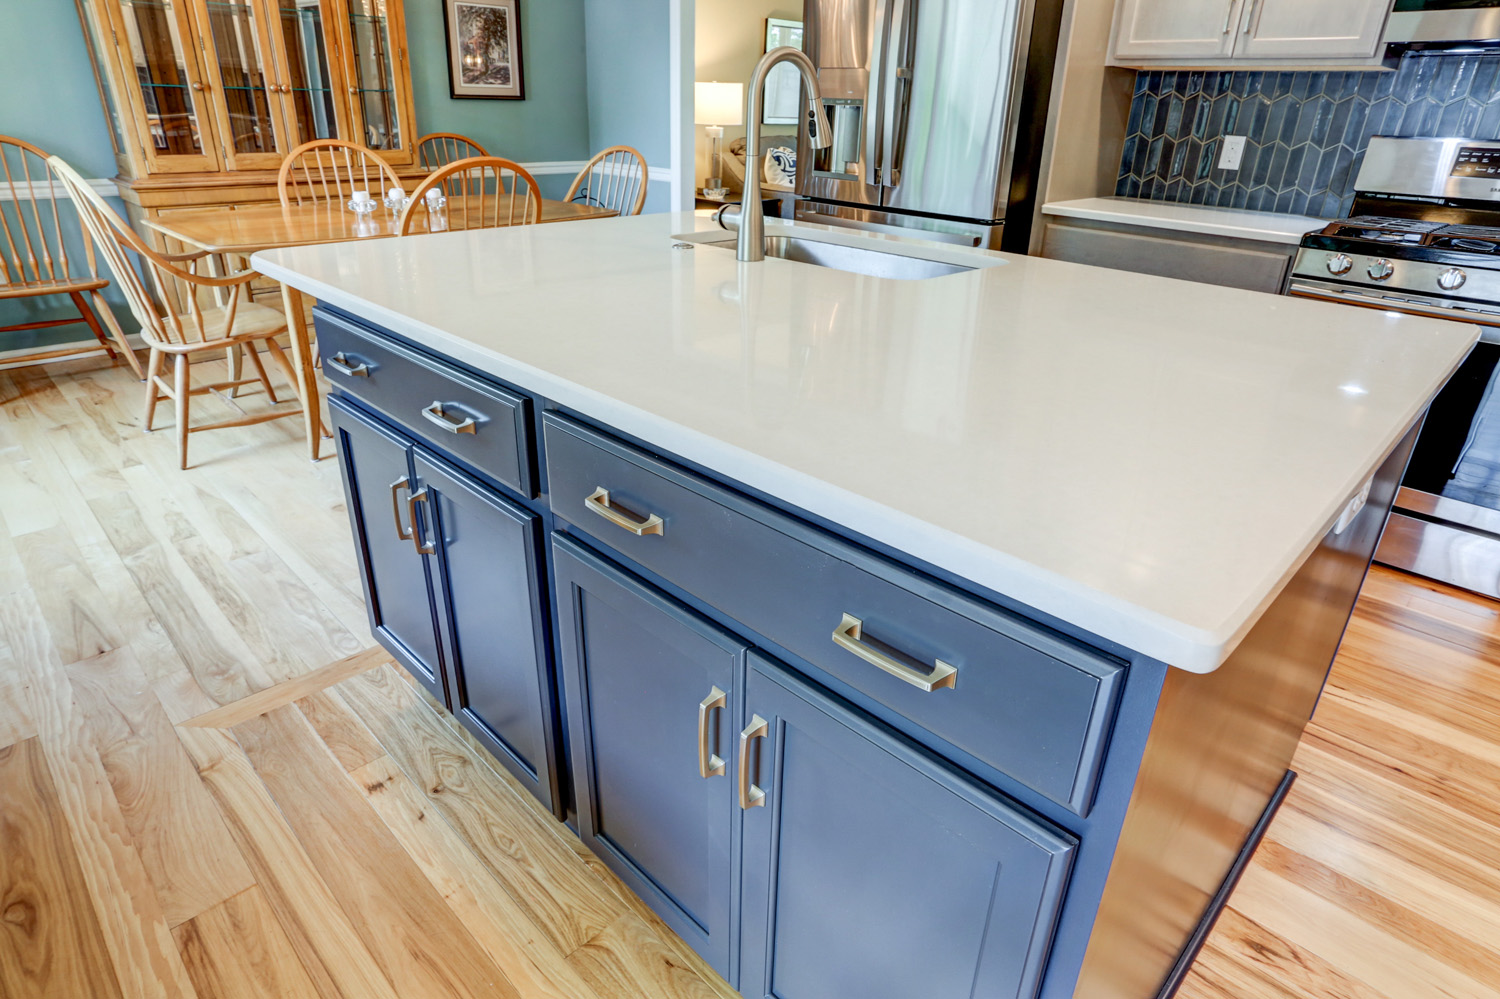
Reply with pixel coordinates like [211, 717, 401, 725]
[1111, 0, 1393, 66]
[1113, 0, 1245, 60]
[1234, 0, 1391, 59]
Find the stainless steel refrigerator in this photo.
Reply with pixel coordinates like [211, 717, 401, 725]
[794, 0, 1061, 252]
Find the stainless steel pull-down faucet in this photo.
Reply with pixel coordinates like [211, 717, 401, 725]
[734, 47, 833, 263]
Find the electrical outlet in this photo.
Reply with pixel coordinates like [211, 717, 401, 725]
[1218, 135, 1247, 172]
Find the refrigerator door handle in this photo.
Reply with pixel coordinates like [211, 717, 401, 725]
[865, 0, 895, 185]
[881, 0, 913, 188]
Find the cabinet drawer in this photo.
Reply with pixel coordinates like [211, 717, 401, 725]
[543, 415, 1124, 814]
[315, 309, 534, 497]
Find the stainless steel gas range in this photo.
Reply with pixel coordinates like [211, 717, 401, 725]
[1290, 136, 1500, 599]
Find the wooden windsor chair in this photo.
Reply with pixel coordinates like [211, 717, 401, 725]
[0, 136, 143, 376]
[53, 157, 308, 470]
[416, 132, 489, 172]
[277, 138, 403, 209]
[565, 146, 649, 217]
[398, 157, 542, 235]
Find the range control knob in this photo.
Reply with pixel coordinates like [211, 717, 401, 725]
[1438, 267, 1468, 291]
[1327, 253, 1354, 276]
[1368, 258, 1395, 281]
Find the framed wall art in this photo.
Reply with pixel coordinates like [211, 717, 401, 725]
[445, 0, 525, 100]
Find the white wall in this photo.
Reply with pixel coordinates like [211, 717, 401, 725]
[694, 0, 801, 188]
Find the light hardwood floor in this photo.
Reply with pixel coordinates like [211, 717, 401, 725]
[1, 353, 1498, 999]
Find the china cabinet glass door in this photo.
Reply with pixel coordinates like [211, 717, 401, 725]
[341, 0, 414, 164]
[194, 0, 289, 169]
[98, 0, 221, 172]
[269, 0, 351, 147]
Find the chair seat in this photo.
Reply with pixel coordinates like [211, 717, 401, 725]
[154, 300, 288, 348]
[0, 274, 110, 299]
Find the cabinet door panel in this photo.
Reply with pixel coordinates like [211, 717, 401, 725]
[338, 0, 415, 163]
[89, 0, 222, 172]
[329, 396, 447, 704]
[739, 654, 1075, 999]
[266, 0, 352, 144]
[552, 534, 744, 980]
[415, 451, 556, 812]
[1112, 0, 1242, 59]
[1236, 0, 1389, 59]
[191, 0, 288, 169]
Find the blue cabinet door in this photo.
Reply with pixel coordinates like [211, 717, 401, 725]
[739, 653, 1077, 999]
[328, 396, 448, 705]
[552, 534, 745, 982]
[415, 450, 559, 814]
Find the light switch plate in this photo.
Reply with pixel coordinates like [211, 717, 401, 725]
[1218, 135, 1247, 171]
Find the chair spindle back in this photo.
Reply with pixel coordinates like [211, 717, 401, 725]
[52, 156, 248, 349]
[277, 139, 403, 209]
[0, 135, 93, 290]
[565, 146, 649, 217]
[416, 132, 489, 172]
[399, 157, 542, 235]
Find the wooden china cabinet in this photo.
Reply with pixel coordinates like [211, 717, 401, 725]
[74, 0, 422, 241]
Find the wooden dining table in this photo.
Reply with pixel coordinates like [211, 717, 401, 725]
[144, 197, 619, 461]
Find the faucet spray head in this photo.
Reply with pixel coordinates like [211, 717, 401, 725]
[805, 96, 833, 151]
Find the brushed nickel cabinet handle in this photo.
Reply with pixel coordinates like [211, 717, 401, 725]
[698, 686, 727, 779]
[422, 401, 477, 435]
[585, 487, 664, 537]
[407, 487, 435, 555]
[1221, 0, 1236, 33]
[737, 714, 768, 809]
[831, 613, 957, 692]
[327, 352, 370, 377]
[389, 476, 412, 541]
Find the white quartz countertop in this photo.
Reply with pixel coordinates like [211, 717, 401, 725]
[254, 213, 1476, 672]
[1043, 197, 1327, 245]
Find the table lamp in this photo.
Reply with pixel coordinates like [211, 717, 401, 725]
[695, 82, 744, 199]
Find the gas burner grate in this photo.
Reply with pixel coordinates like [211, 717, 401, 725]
[1437, 224, 1500, 241]
[1341, 216, 1447, 233]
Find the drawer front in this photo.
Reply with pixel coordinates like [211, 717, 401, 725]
[543, 415, 1124, 814]
[315, 309, 533, 497]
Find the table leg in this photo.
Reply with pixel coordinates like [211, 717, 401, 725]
[280, 282, 323, 462]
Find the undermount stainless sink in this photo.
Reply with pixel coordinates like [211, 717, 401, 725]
[678, 229, 999, 281]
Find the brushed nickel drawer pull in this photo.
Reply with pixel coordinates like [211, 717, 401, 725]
[831, 613, 957, 692]
[389, 476, 413, 541]
[585, 487, 664, 537]
[698, 686, 727, 779]
[422, 401, 478, 435]
[407, 487, 436, 555]
[737, 714, 768, 809]
[327, 352, 370, 377]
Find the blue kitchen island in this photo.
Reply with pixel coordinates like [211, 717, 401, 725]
[256, 213, 1476, 999]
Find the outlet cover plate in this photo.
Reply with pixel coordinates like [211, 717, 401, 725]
[1218, 136, 1247, 171]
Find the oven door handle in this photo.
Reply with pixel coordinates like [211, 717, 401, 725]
[1288, 281, 1500, 344]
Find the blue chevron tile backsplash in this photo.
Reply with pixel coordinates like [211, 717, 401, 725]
[1115, 52, 1500, 219]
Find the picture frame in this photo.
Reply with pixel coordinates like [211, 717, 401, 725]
[444, 0, 525, 100]
[762, 17, 804, 126]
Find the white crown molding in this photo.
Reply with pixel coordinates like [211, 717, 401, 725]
[0, 176, 118, 202]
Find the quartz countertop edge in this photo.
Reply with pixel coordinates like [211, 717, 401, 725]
[1042, 197, 1327, 245]
[253, 213, 1478, 674]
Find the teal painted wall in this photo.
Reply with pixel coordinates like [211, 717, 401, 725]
[583, 0, 673, 213]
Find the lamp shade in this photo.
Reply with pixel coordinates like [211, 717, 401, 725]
[695, 82, 744, 127]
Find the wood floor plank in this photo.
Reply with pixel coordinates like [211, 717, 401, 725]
[88, 492, 268, 706]
[1182, 907, 1387, 999]
[0, 610, 36, 750]
[0, 592, 199, 999]
[0, 738, 123, 999]
[233, 706, 520, 999]
[181, 647, 390, 729]
[566, 912, 724, 999]
[63, 649, 255, 928]
[350, 755, 599, 999]
[175, 725, 400, 999]
[172, 887, 322, 999]
[336, 665, 626, 955]
[296, 688, 386, 772]
[14, 524, 125, 666]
